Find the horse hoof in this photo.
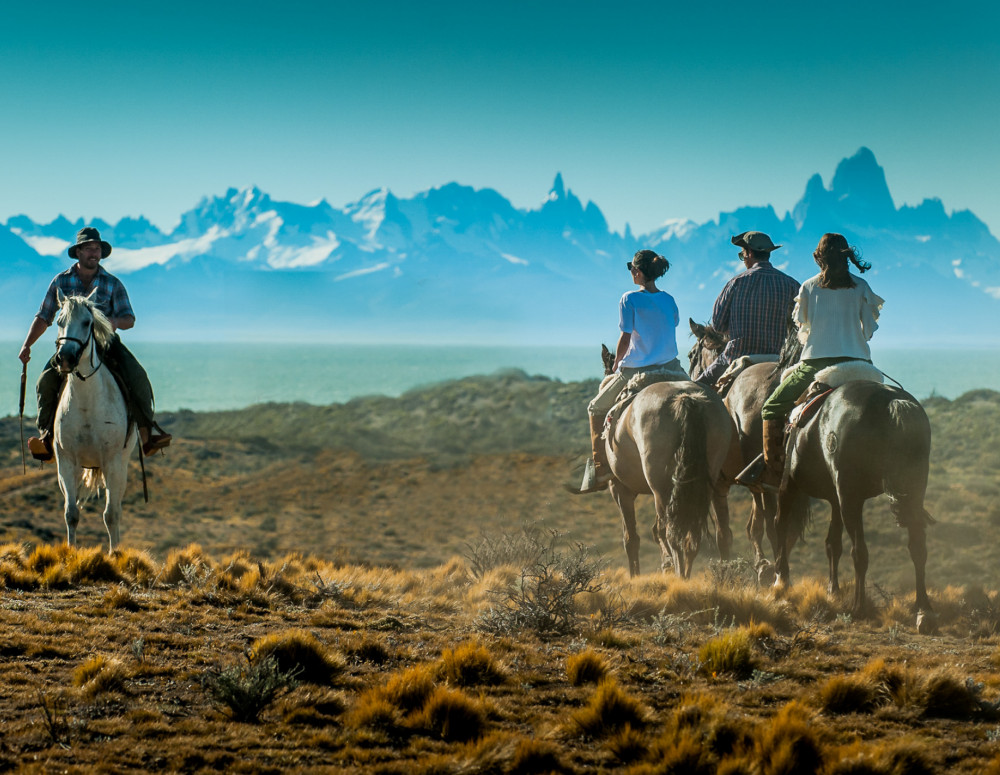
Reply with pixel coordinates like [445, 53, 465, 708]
[757, 562, 776, 587]
[916, 609, 938, 635]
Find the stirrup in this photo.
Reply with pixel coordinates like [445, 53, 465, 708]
[569, 458, 611, 494]
[734, 454, 778, 494]
[142, 431, 172, 456]
[28, 435, 54, 463]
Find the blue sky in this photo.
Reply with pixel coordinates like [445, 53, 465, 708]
[3, 0, 998, 237]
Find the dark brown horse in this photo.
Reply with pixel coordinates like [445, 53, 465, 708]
[687, 320, 783, 582]
[773, 377, 933, 617]
[605, 380, 737, 578]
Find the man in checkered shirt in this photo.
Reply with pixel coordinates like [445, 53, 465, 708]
[18, 227, 171, 461]
[697, 231, 799, 386]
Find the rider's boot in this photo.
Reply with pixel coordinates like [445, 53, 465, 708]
[735, 419, 786, 492]
[140, 426, 172, 456]
[578, 415, 612, 494]
[27, 429, 55, 463]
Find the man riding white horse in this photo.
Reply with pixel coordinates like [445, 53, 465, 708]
[18, 227, 171, 461]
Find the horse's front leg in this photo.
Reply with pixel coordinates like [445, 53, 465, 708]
[103, 457, 129, 552]
[57, 461, 81, 547]
[609, 480, 640, 577]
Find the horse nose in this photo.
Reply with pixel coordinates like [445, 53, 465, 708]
[56, 344, 79, 371]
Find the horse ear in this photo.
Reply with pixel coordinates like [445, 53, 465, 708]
[689, 318, 705, 337]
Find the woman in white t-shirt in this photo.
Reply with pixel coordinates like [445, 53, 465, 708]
[759, 233, 884, 477]
[578, 249, 681, 493]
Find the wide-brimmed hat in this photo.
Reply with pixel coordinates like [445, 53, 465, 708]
[68, 227, 112, 259]
[731, 231, 781, 253]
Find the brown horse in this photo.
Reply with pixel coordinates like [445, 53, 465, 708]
[606, 380, 737, 578]
[773, 376, 934, 618]
[687, 320, 784, 582]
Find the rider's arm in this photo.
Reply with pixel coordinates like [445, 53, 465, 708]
[18, 317, 50, 364]
[612, 331, 631, 372]
[111, 315, 135, 331]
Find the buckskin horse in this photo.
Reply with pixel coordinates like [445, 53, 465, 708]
[604, 379, 737, 578]
[51, 290, 138, 550]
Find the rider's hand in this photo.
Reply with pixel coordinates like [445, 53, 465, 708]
[18, 345, 30, 365]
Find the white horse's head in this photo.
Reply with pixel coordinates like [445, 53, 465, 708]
[54, 289, 115, 374]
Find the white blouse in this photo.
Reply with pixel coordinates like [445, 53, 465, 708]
[793, 274, 885, 360]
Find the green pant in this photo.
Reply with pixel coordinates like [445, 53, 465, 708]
[761, 357, 863, 421]
[37, 336, 155, 433]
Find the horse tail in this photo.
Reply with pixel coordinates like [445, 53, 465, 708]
[883, 398, 934, 527]
[666, 394, 712, 542]
[78, 468, 106, 504]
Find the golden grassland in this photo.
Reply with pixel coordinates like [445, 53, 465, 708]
[0, 544, 999, 772]
[0, 375, 997, 771]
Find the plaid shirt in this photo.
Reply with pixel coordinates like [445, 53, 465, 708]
[710, 261, 799, 362]
[36, 265, 135, 325]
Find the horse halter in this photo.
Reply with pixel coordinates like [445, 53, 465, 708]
[56, 320, 103, 381]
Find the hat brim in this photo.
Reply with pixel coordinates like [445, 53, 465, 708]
[68, 241, 112, 259]
[730, 233, 781, 252]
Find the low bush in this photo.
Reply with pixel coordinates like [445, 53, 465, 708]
[203, 656, 299, 723]
[414, 686, 487, 742]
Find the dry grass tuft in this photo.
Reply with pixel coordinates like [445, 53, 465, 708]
[508, 737, 567, 774]
[413, 686, 487, 742]
[566, 648, 610, 686]
[348, 689, 402, 732]
[787, 579, 839, 622]
[916, 671, 981, 719]
[102, 583, 141, 611]
[569, 679, 649, 738]
[605, 724, 647, 764]
[251, 629, 344, 685]
[698, 629, 755, 679]
[112, 547, 159, 586]
[161, 543, 211, 584]
[66, 547, 123, 584]
[340, 633, 393, 665]
[756, 701, 824, 775]
[439, 641, 506, 687]
[858, 658, 909, 706]
[383, 664, 438, 713]
[818, 674, 878, 715]
[73, 655, 128, 699]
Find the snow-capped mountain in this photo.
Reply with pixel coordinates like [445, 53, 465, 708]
[4, 148, 999, 345]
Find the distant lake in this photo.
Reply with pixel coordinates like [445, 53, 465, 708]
[1, 342, 998, 418]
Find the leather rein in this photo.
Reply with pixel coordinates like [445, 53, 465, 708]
[55, 325, 104, 381]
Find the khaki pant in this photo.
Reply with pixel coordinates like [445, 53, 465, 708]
[761, 356, 864, 421]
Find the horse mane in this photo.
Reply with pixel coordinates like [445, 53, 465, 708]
[58, 295, 115, 352]
[773, 314, 803, 376]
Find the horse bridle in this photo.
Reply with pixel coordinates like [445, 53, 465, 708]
[56, 323, 104, 381]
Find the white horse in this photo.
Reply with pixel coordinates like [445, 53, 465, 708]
[52, 290, 137, 550]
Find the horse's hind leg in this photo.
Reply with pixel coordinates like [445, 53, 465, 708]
[609, 481, 640, 577]
[906, 521, 931, 612]
[840, 494, 870, 616]
[710, 481, 733, 561]
[826, 503, 844, 595]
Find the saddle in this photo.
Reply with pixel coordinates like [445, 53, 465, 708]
[603, 363, 690, 438]
[714, 354, 779, 397]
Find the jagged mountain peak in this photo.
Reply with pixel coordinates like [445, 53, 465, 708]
[548, 172, 566, 201]
[829, 147, 895, 213]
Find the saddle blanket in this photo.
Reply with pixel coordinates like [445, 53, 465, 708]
[787, 361, 884, 428]
[603, 363, 690, 438]
[714, 353, 779, 397]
